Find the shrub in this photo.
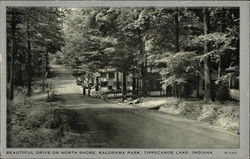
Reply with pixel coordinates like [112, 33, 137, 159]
[215, 82, 229, 103]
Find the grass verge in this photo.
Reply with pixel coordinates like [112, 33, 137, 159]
[108, 97, 239, 134]
[7, 93, 88, 148]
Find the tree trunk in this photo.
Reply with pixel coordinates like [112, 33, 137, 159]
[82, 81, 86, 95]
[132, 70, 136, 95]
[42, 72, 45, 93]
[204, 57, 211, 101]
[45, 51, 48, 72]
[116, 71, 120, 90]
[87, 77, 91, 96]
[83, 88, 86, 95]
[88, 86, 91, 96]
[168, 11, 180, 98]
[95, 77, 99, 91]
[196, 75, 200, 97]
[166, 86, 169, 97]
[218, 54, 221, 79]
[203, 8, 212, 102]
[136, 78, 139, 91]
[175, 11, 181, 99]
[138, 30, 147, 96]
[171, 84, 174, 97]
[26, 14, 32, 96]
[175, 11, 180, 53]
[141, 62, 147, 96]
[174, 84, 177, 97]
[42, 52, 46, 93]
[122, 71, 127, 101]
[217, 9, 225, 80]
[179, 84, 181, 98]
[9, 19, 17, 100]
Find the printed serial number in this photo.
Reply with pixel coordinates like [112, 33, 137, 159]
[224, 151, 237, 154]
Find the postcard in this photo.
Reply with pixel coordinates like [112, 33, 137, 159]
[0, 1, 249, 158]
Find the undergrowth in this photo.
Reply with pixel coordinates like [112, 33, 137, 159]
[7, 94, 88, 148]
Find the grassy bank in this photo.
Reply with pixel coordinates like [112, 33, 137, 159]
[108, 97, 239, 134]
[7, 90, 88, 148]
[158, 98, 239, 134]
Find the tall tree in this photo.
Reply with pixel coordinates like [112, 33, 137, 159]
[26, 10, 32, 96]
[8, 11, 17, 100]
[7, 7, 64, 99]
[174, 10, 180, 97]
[203, 8, 212, 102]
[7, 8, 24, 100]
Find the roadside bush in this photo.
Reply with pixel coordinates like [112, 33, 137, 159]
[8, 97, 90, 148]
[91, 90, 108, 99]
[158, 97, 180, 107]
[197, 105, 220, 123]
[214, 106, 239, 133]
[7, 99, 64, 148]
[23, 104, 56, 129]
[178, 101, 202, 119]
[215, 82, 229, 103]
[8, 127, 61, 148]
[158, 98, 239, 133]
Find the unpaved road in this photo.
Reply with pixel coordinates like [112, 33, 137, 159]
[51, 65, 239, 148]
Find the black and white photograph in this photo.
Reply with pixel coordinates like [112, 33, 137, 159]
[0, 1, 249, 159]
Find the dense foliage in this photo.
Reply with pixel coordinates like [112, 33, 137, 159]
[7, 7, 239, 102]
[7, 7, 64, 99]
[61, 7, 239, 101]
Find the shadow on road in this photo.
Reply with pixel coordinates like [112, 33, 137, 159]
[53, 106, 239, 149]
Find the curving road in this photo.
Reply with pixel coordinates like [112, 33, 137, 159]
[51, 65, 239, 148]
